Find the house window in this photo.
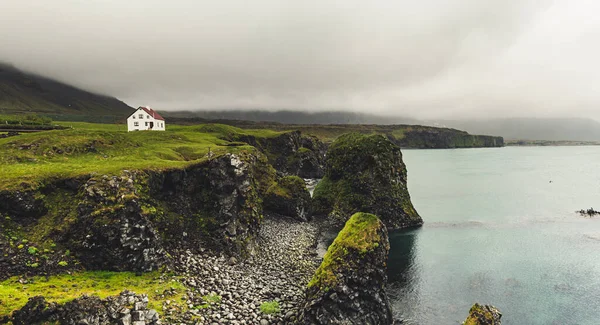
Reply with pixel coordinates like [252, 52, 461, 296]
[147, 115, 150, 119]
[145, 122, 148, 126]
[134, 122, 139, 126]
[132, 115, 135, 119]
[139, 114, 143, 119]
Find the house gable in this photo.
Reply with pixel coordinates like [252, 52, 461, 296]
[127, 106, 166, 131]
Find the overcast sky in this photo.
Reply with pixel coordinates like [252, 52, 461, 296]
[1, 0, 599, 119]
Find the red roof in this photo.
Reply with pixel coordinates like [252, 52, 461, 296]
[138, 106, 165, 121]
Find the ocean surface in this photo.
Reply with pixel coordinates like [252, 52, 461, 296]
[389, 146, 600, 325]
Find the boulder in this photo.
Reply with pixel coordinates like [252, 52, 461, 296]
[313, 133, 423, 229]
[302, 212, 393, 325]
[463, 303, 502, 325]
[264, 176, 312, 221]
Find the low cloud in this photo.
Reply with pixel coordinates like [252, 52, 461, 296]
[4, 0, 598, 120]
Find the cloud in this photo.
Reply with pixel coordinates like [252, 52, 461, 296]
[4, 0, 597, 120]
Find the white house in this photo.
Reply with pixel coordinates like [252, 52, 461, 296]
[127, 106, 166, 131]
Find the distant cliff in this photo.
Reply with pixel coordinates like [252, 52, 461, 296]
[392, 126, 504, 148]
[165, 116, 504, 149]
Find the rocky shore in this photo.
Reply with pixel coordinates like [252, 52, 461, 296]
[168, 216, 321, 324]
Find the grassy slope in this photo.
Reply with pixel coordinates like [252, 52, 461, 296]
[0, 122, 282, 190]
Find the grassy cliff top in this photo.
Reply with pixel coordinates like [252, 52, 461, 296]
[0, 271, 188, 317]
[308, 212, 383, 290]
[0, 122, 285, 190]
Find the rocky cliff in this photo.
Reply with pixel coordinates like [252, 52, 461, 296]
[234, 130, 327, 178]
[313, 133, 423, 229]
[302, 212, 393, 325]
[393, 128, 503, 148]
[0, 151, 278, 276]
[263, 175, 312, 221]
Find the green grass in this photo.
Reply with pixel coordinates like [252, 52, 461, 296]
[0, 122, 282, 190]
[0, 271, 187, 317]
[260, 301, 281, 314]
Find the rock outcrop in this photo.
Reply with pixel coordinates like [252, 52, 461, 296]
[264, 175, 312, 221]
[463, 303, 502, 325]
[313, 133, 423, 229]
[65, 173, 167, 272]
[235, 130, 327, 178]
[301, 212, 393, 325]
[0, 151, 276, 275]
[9, 290, 160, 325]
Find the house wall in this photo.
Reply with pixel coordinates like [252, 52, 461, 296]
[127, 108, 166, 131]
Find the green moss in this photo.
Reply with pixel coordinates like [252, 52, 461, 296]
[0, 271, 187, 317]
[307, 212, 382, 290]
[260, 301, 281, 315]
[266, 176, 305, 199]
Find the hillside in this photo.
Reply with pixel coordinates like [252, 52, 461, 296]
[0, 63, 133, 119]
[164, 109, 420, 125]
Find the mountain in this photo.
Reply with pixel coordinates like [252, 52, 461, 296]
[163, 110, 420, 125]
[0, 63, 133, 117]
[435, 118, 600, 141]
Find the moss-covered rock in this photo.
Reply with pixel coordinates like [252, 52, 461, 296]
[263, 176, 311, 221]
[463, 303, 502, 325]
[302, 212, 393, 325]
[313, 133, 422, 229]
[234, 130, 327, 178]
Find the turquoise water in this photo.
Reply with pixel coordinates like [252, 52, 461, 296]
[389, 146, 600, 325]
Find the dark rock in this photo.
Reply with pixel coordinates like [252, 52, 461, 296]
[10, 296, 58, 325]
[264, 176, 312, 221]
[65, 174, 167, 272]
[463, 303, 502, 325]
[313, 133, 423, 229]
[149, 152, 273, 256]
[0, 189, 47, 222]
[301, 212, 393, 325]
[577, 207, 600, 217]
[235, 130, 327, 178]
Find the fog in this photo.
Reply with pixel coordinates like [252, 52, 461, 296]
[2, 0, 599, 120]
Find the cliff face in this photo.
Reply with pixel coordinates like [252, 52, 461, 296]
[263, 175, 312, 221]
[235, 130, 327, 178]
[313, 133, 423, 229]
[394, 129, 504, 149]
[302, 213, 393, 325]
[0, 151, 277, 276]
